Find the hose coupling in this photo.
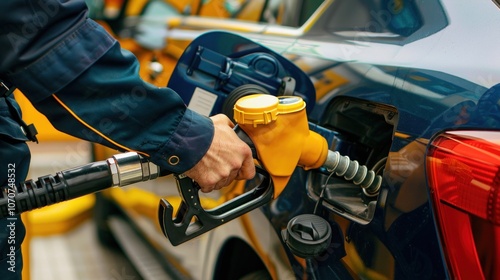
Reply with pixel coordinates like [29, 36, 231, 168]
[107, 152, 160, 187]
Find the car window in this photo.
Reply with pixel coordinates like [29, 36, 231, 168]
[270, 0, 325, 27]
[324, 0, 448, 45]
[152, 0, 324, 26]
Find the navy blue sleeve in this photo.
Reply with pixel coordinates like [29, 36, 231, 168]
[0, 0, 214, 173]
[0, 0, 92, 77]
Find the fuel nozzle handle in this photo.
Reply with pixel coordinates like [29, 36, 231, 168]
[234, 94, 382, 197]
[234, 94, 329, 198]
[159, 94, 383, 246]
[0, 152, 160, 218]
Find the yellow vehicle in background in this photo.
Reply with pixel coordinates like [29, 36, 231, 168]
[87, 0, 324, 87]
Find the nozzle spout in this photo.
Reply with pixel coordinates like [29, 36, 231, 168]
[323, 150, 382, 197]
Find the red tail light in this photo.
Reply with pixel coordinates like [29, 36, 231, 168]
[427, 130, 500, 280]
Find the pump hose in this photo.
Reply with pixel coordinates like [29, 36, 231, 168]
[0, 152, 160, 218]
[323, 150, 382, 197]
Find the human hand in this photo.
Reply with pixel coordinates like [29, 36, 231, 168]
[184, 114, 256, 193]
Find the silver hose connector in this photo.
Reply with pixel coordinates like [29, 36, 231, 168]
[323, 151, 382, 197]
[107, 152, 160, 187]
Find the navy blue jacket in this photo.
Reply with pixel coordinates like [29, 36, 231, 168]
[0, 0, 214, 174]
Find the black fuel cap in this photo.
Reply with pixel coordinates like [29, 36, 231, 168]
[281, 214, 332, 258]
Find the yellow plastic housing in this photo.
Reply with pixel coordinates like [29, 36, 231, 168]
[234, 94, 328, 198]
[234, 94, 279, 126]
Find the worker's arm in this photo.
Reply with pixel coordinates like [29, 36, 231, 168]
[34, 43, 215, 174]
[0, 0, 213, 174]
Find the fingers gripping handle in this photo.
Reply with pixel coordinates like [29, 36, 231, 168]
[158, 167, 273, 246]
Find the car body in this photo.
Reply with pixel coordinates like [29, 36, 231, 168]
[94, 0, 500, 279]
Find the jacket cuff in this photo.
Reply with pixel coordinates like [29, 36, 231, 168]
[153, 109, 214, 174]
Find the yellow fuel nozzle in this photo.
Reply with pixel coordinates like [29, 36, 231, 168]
[234, 94, 329, 198]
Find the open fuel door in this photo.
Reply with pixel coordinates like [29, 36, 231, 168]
[167, 31, 316, 118]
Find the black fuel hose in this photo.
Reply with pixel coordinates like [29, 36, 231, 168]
[0, 152, 160, 218]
